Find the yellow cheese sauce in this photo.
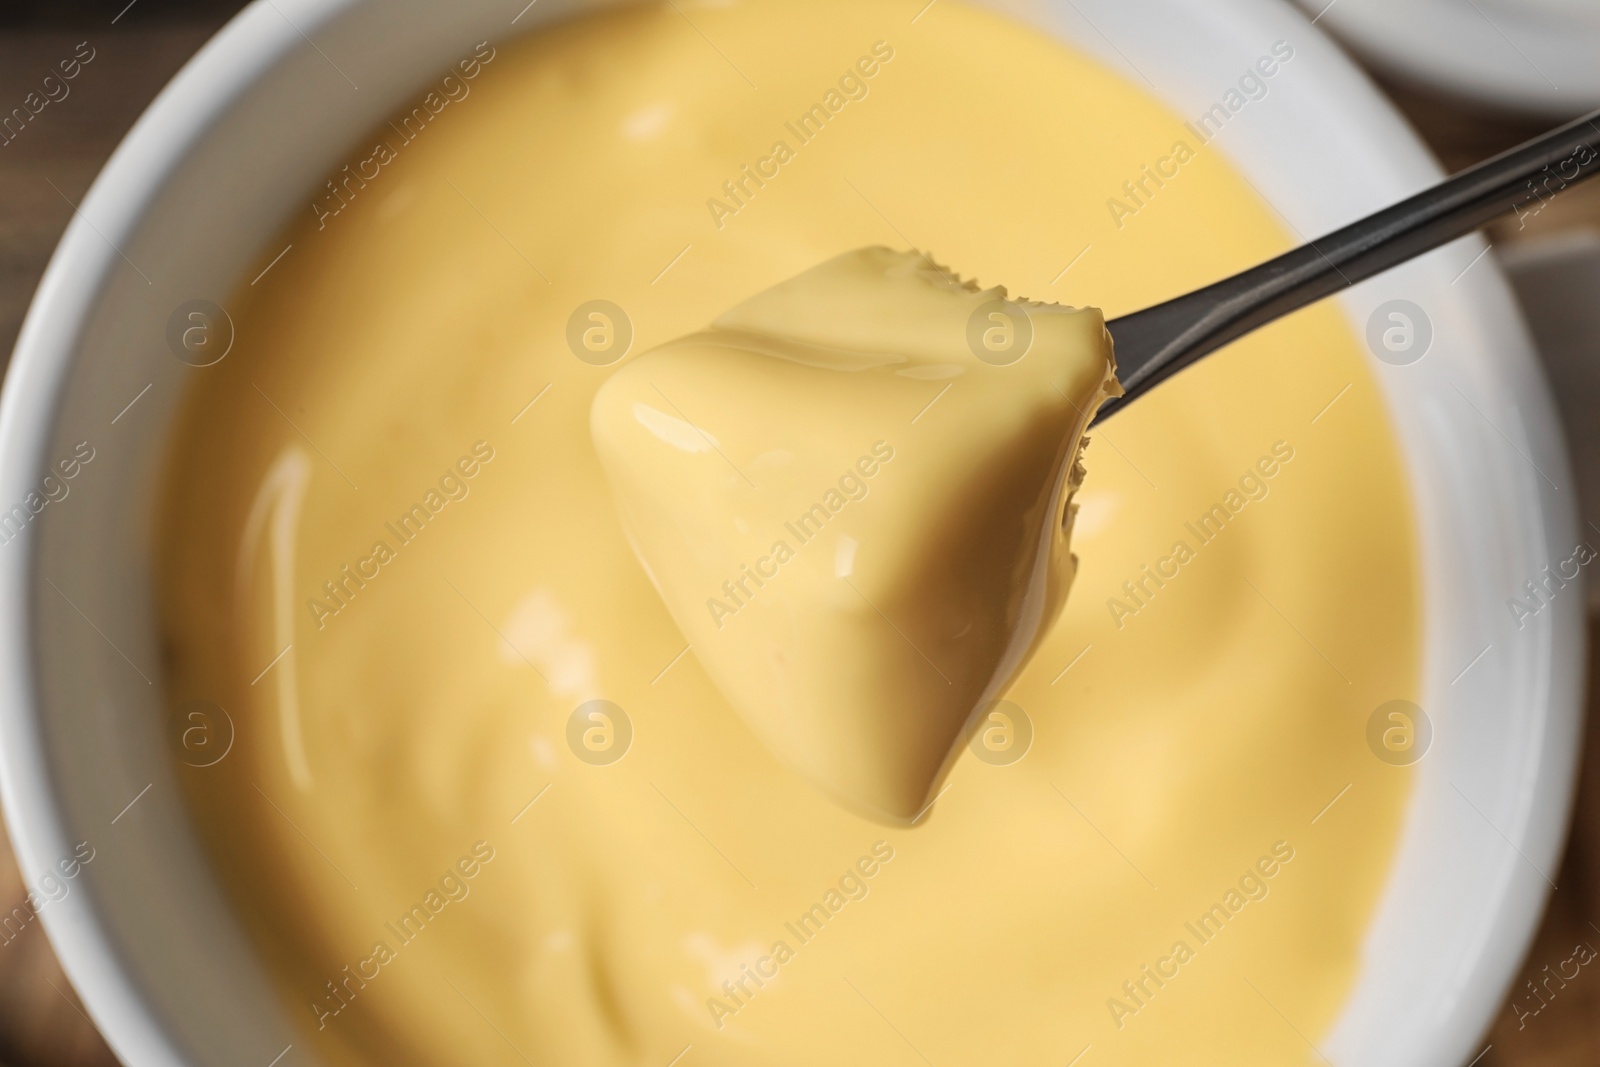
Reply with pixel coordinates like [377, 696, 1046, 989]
[156, 3, 1422, 1065]
[592, 246, 1118, 822]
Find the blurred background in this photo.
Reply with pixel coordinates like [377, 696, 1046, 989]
[1, 1, 1599, 1064]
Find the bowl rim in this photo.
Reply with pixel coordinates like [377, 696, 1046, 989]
[1288, 0, 1600, 116]
[0, 3, 354, 1061]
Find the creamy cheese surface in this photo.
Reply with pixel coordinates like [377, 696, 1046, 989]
[592, 246, 1118, 820]
[156, 3, 1423, 1066]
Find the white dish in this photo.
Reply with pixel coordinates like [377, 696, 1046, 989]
[1290, 0, 1600, 116]
[0, 0, 1582, 1064]
[1502, 231, 1600, 580]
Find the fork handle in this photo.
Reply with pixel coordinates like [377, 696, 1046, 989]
[1093, 107, 1600, 425]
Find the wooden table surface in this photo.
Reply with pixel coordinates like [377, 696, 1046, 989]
[1, 10, 1598, 1067]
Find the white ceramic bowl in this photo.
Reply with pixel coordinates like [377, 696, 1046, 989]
[0, 1, 1583, 1064]
[1289, 0, 1600, 117]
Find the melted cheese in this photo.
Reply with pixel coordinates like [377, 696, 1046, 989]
[591, 246, 1118, 820]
